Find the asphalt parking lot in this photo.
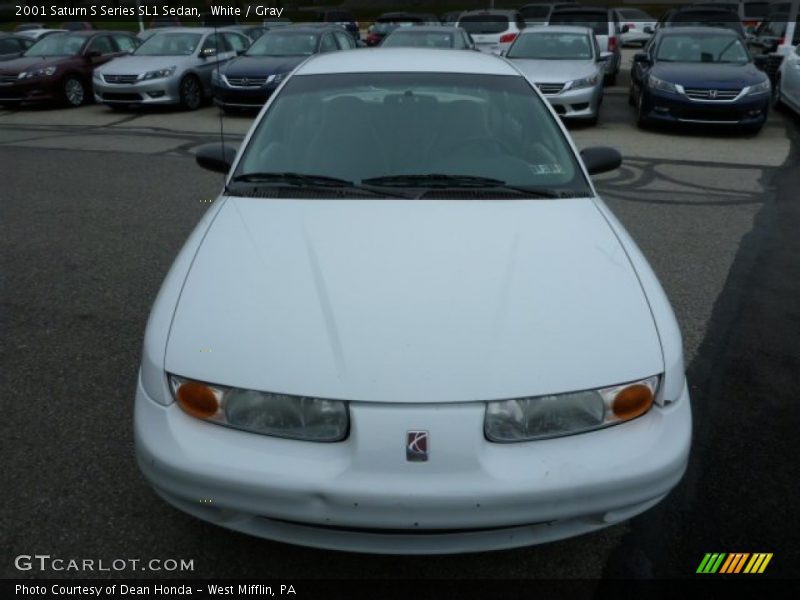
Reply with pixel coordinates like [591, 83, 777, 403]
[2, 49, 799, 582]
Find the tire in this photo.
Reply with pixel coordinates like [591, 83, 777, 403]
[63, 76, 86, 107]
[179, 75, 202, 110]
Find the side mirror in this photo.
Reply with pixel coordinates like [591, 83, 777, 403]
[85, 50, 101, 59]
[196, 143, 238, 174]
[621, 25, 630, 34]
[580, 146, 622, 175]
[200, 46, 217, 58]
[643, 26, 654, 34]
[598, 51, 613, 62]
[633, 52, 650, 65]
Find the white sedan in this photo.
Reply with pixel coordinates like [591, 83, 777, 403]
[775, 44, 800, 116]
[135, 48, 691, 554]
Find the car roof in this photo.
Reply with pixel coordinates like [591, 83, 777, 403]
[519, 25, 594, 34]
[296, 48, 521, 76]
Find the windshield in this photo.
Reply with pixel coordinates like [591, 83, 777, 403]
[246, 31, 319, 56]
[24, 34, 85, 57]
[508, 32, 593, 59]
[458, 15, 510, 34]
[234, 73, 590, 197]
[548, 13, 608, 36]
[135, 32, 202, 56]
[656, 34, 750, 63]
[383, 31, 455, 48]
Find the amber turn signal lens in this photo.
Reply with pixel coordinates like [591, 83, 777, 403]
[176, 381, 219, 419]
[611, 384, 654, 421]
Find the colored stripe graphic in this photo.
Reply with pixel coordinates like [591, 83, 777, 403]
[697, 553, 727, 573]
[698, 552, 773, 574]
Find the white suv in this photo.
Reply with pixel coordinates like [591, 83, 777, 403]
[456, 9, 526, 54]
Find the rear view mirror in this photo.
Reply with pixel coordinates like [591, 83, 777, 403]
[196, 143, 238, 174]
[580, 146, 622, 175]
[598, 51, 613, 62]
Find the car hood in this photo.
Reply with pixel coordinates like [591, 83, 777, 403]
[651, 61, 766, 88]
[165, 197, 663, 403]
[222, 54, 306, 76]
[95, 54, 194, 74]
[0, 55, 76, 74]
[511, 58, 599, 83]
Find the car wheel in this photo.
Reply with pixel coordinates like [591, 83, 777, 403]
[63, 76, 86, 107]
[179, 75, 202, 110]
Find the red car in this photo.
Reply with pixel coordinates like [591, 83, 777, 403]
[0, 31, 139, 108]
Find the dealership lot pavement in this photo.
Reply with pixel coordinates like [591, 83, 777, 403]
[2, 81, 799, 579]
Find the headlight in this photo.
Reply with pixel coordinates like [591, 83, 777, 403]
[566, 74, 599, 90]
[138, 66, 177, 81]
[648, 74, 678, 94]
[267, 72, 286, 84]
[485, 375, 659, 442]
[18, 66, 57, 79]
[169, 376, 349, 442]
[746, 80, 770, 96]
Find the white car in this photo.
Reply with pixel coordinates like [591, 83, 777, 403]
[135, 48, 692, 554]
[456, 9, 527, 54]
[774, 41, 800, 114]
[613, 7, 657, 46]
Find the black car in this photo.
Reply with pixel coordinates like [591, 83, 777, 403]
[629, 27, 771, 132]
[0, 34, 35, 61]
[212, 26, 356, 112]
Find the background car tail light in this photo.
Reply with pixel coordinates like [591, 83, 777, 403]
[500, 33, 518, 44]
[611, 384, 654, 420]
[608, 36, 618, 51]
[176, 381, 220, 419]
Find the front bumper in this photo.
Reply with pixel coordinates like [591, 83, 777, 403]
[93, 76, 181, 105]
[212, 82, 278, 109]
[0, 77, 59, 104]
[543, 85, 602, 120]
[641, 87, 769, 126]
[135, 373, 692, 554]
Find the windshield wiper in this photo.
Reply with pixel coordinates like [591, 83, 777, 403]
[232, 172, 354, 186]
[228, 172, 409, 198]
[361, 174, 563, 198]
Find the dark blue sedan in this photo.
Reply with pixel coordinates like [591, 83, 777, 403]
[212, 26, 356, 112]
[629, 27, 771, 133]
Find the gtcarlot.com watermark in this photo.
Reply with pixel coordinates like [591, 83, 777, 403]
[14, 554, 194, 573]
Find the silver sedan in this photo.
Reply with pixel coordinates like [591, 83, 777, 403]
[504, 26, 606, 124]
[93, 28, 249, 110]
